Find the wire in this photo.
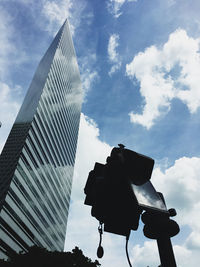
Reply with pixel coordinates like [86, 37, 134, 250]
[97, 222, 104, 258]
[126, 233, 133, 267]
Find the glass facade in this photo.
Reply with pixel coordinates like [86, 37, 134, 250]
[0, 20, 83, 258]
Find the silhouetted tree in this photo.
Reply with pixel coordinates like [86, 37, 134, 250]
[0, 246, 100, 267]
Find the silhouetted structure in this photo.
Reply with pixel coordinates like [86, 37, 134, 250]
[0, 19, 83, 258]
[84, 145, 179, 266]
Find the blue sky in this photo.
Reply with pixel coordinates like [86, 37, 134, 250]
[1, 0, 200, 266]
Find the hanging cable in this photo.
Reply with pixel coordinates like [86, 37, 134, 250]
[126, 233, 133, 267]
[97, 222, 104, 258]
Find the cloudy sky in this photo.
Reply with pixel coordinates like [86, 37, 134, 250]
[1, 0, 200, 266]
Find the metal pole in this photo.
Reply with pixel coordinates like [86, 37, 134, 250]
[157, 236, 176, 267]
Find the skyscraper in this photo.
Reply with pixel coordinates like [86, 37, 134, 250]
[0, 19, 83, 258]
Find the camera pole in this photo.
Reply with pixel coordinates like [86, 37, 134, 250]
[156, 235, 177, 267]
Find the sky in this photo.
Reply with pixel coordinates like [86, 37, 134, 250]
[0, 0, 200, 266]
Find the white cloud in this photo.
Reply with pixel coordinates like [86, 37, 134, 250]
[81, 69, 98, 97]
[108, 34, 121, 75]
[108, 34, 119, 62]
[152, 156, 200, 226]
[126, 29, 200, 129]
[42, 0, 89, 36]
[42, 0, 74, 35]
[107, 0, 137, 18]
[167, 0, 176, 6]
[185, 231, 200, 250]
[0, 8, 16, 79]
[0, 82, 21, 152]
[2, 0, 83, 37]
[130, 235, 199, 267]
[78, 54, 99, 99]
[130, 240, 192, 267]
[150, 156, 200, 265]
[131, 241, 160, 266]
[0, 6, 24, 152]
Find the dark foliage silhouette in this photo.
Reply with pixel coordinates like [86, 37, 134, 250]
[0, 246, 101, 267]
